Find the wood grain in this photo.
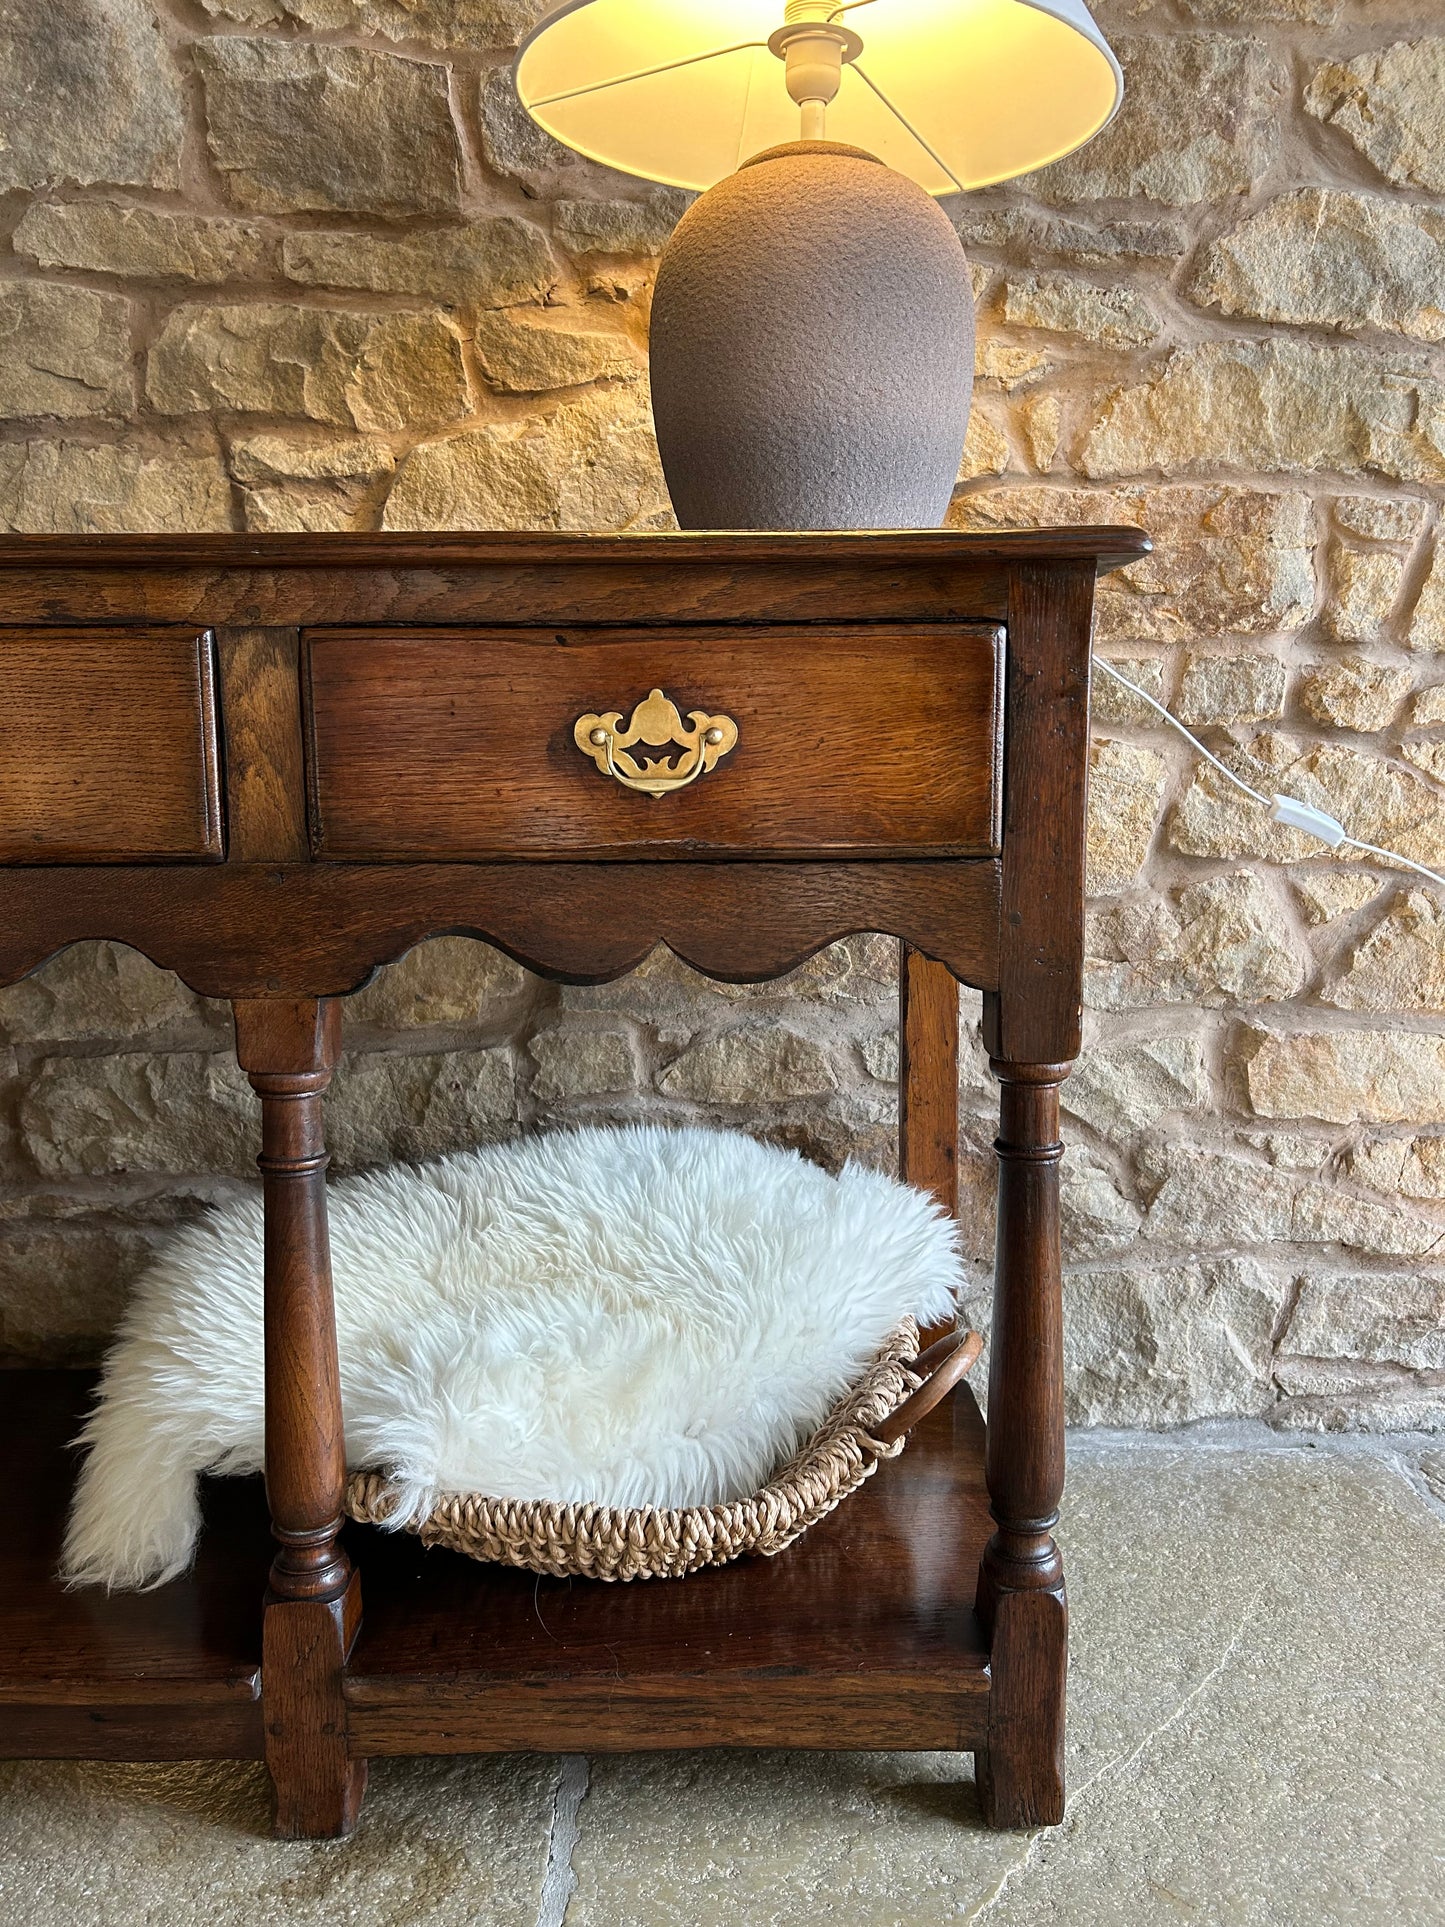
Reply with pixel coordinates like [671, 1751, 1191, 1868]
[0, 1373, 266, 1760]
[899, 943, 962, 1221]
[975, 1061, 1070, 1827]
[345, 1389, 992, 1757]
[216, 627, 307, 861]
[305, 624, 1004, 861]
[0, 859, 1004, 998]
[0, 627, 222, 863]
[983, 561, 1096, 1065]
[233, 999, 366, 1837]
[0, 529, 1148, 628]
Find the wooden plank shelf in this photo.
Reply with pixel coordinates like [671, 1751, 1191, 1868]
[0, 1370, 992, 1764]
[0, 1372, 266, 1759]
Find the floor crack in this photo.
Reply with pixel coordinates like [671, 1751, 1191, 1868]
[965, 1585, 1266, 1923]
[536, 1754, 590, 1927]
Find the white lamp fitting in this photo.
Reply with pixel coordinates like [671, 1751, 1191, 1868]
[766, 1, 864, 142]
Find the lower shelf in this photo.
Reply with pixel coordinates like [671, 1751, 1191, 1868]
[0, 1371, 267, 1760]
[1, 1370, 993, 1762]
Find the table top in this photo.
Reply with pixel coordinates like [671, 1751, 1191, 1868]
[0, 526, 1153, 576]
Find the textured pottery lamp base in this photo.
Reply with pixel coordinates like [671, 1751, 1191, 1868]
[648, 141, 974, 532]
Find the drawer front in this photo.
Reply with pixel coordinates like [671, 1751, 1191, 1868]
[0, 628, 222, 864]
[305, 624, 1004, 861]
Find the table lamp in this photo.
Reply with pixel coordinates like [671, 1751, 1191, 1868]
[517, 0, 1122, 530]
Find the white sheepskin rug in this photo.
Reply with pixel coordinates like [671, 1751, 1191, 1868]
[63, 1124, 962, 1592]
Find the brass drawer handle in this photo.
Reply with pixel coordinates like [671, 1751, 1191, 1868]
[574, 687, 739, 798]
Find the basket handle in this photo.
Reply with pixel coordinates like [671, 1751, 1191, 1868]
[872, 1327, 984, 1445]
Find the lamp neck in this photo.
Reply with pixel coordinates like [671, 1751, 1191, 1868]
[768, 3, 863, 141]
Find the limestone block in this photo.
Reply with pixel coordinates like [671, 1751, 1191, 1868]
[656, 1028, 837, 1104]
[997, 275, 1157, 348]
[1061, 1147, 1142, 1260]
[346, 937, 529, 1029]
[1023, 36, 1280, 207]
[1324, 545, 1409, 644]
[237, 493, 360, 534]
[281, 218, 556, 308]
[147, 304, 470, 431]
[14, 203, 272, 283]
[957, 410, 1008, 482]
[950, 207, 1185, 267]
[1173, 0, 1337, 16]
[1280, 1272, 1445, 1375]
[1243, 1025, 1445, 1125]
[1351, 1132, 1445, 1202]
[0, 1219, 168, 1363]
[236, 430, 393, 477]
[975, 341, 1049, 389]
[1091, 654, 1164, 728]
[0, 440, 233, 534]
[479, 65, 574, 185]
[1064, 1257, 1286, 1425]
[0, 0, 184, 192]
[952, 483, 1315, 641]
[1301, 657, 1412, 732]
[231, 431, 396, 534]
[1064, 1035, 1209, 1137]
[1407, 539, 1445, 651]
[562, 938, 900, 1039]
[1021, 393, 1062, 470]
[20, 1051, 257, 1178]
[383, 387, 671, 532]
[1326, 890, 1445, 1013]
[1189, 190, 1445, 343]
[860, 1031, 898, 1083]
[1173, 734, 1445, 872]
[555, 192, 691, 258]
[0, 283, 132, 421]
[196, 38, 463, 215]
[1143, 1144, 1441, 1257]
[1404, 739, 1445, 786]
[1290, 869, 1382, 926]
[528, 1026, 638, 1100]
[1084, 739, 1169, 894]
[1083, 341, 1445, 485]
[1334, 495, 1429, 543]
[1409, 684, 1445, 725]
[1307, 39, 1445, 195]
[1271, 1378, 1445, 1432]
[194, 0, 539, 47]
[0, 942, 219, 1045]
[1086, 870, 1307, 1009]
[325, 1048, 516, 1169]
[473, 309, 642, 393]
[1248, 1130, 1330, 1174]
[1175, 653, 1287, 726]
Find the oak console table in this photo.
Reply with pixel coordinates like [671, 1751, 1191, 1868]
[0, 528, 1148, 1839]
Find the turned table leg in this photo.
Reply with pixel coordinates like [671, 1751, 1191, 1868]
[975, 1058, 1069, 1829]
[233, 997, 365, 1840]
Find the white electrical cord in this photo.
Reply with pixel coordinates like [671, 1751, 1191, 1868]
[1092, 656, 1445, 893]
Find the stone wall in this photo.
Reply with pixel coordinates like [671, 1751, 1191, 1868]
[1, 0, 1443, 1432]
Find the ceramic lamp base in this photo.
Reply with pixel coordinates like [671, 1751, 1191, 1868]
[648, 141, 974, 532]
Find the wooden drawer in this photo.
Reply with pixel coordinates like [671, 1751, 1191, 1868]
[304, 625, 1004, 860]
[0, 628, 222, 864]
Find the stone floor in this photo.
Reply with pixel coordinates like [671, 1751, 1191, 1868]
[2, 1427, 1441, 1927]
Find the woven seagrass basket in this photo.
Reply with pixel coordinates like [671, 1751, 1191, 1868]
[344, 1321, 982, 1583]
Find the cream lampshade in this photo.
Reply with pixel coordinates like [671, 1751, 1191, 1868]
[517, 0, 1122, 529]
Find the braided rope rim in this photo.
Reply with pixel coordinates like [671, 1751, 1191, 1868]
[345, 1318, 926, 1583]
